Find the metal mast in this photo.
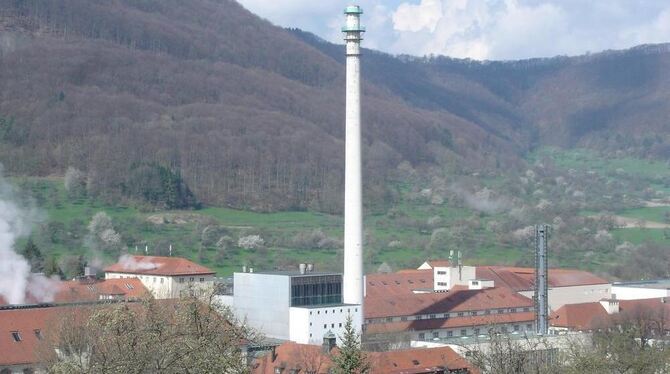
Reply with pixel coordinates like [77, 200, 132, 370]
[342, 5, 365, 310]
[534, 224, 550, 335]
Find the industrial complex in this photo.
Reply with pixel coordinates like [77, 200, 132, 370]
[0, 4, 669, 374]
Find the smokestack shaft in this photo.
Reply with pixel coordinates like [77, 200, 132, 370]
[343, 6, 364, 307]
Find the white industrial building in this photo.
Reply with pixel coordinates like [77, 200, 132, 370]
[219, 266, 362, 345]
[612, 280, 670, 300]
[104, 255, 216, 299]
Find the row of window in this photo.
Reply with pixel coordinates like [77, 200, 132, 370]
[369, 307, 532, 324]
[308, 307, 357, 316]
[117, 275, 207, 284]
[417, 323, 533, 340]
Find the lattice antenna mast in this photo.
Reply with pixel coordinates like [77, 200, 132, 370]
[534, 224, 550, 335]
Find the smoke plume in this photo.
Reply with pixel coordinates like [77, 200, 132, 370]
[0, 166, 58, 305]
[449, 185, 511, 214]
[118, 254, 158, 271]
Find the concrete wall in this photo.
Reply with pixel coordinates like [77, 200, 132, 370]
[233, 273, 290, 340]
[612, 286, 670, 300]
[520, 283, 612, 311]
[289, 304, 362, 345]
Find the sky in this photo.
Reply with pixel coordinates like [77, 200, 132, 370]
[237, 0, 670, 60]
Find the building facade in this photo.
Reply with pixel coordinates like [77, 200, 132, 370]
[104, 255, 215, 299]
[225, 269, 362, 345]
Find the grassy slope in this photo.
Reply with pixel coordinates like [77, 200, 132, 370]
[12, 147, 669, 276]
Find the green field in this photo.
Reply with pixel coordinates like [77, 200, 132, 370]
[532, 147, 669, 178]
[618, 207, 670, 223]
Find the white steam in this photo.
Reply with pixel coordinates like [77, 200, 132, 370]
[0, 166, 59, 305]
[118, 254, 158, 271]
[450, 185, 510, 214]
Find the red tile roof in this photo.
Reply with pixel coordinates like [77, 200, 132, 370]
[104, 255, 215, 276]
[366, 270, 434, 298]
[423, 260, 453, 268]
[0, 304, 95, 366]
[550, 302, 609, 331]
[252, 342, 477, 374]
[476, 266, 608, 291]
[366, 312, 536, 335]
[365, 286, 533, 319]
[369, 346, 477, 374]
[53, 278, 148, 303]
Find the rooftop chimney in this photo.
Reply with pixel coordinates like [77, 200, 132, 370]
[342, 4, 365, 313]
[299, 263, 306, 275]
[306, 263, 314, 273]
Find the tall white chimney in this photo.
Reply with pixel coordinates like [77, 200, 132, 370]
[342, 5, 365, 308]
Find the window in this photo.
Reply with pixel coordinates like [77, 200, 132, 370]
[437, 282, 448, 286]
[309, 333, 312, 338]
[447, 331, 453, 337]
[437, 271, 447, 275]
[386, 317, 393, 322]
[429, 314, 436, 319]
[331, 324, 335, 328]
[501, 327, 508, 333]
[484, 310, 490, 315]
[200, 278, 205, 282]
[309, 322, 312, 326]
[418, 333, 425, 340]
[523, 307, 530, 312]
[339, 323, 342, 327]
[160, 278, 164, 284]
[443, 313, 450, 319]
[470, 311, 477, 316]
[497, 309, 504, 314]
[526, 324, 533, 329]
[457, 312, 464, 317]
[179, 277, 185, 283]
[514, 325, 520, 331]
[310, 311, 312, 315]
[189, 277, 194, 282]
[416, 315, 422, 320]
[432, 331, 439, 338]
[510, 308, 517, 313]
[324, 324, 327, 329]
[400, 316, 407, 321]
[325, 310, 328, 314]
[34, 330, 43, 340]
[460, 329, 467, 336]
[471, 281, 479, 285]
[474, 328, 480, 335]
[317, 311, 320, 315]
[340, 309, 343, 313]
[412, 360, 420, 365]
[274, 368, 283, 374]
[11, 331, 21, 342]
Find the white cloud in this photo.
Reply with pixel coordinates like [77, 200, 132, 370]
[237, 0, 670, 60]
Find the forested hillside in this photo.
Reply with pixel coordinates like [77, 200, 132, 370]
[0, 0, 669, 212]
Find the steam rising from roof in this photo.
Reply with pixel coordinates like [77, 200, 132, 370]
[0, 165, 59, 305]
[118, 254, 159, 271]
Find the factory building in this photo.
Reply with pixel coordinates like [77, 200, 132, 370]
[221, 266, 362, 345]
[362, 259, 613, 345]
[475, 265, 611, 310]
[612, 279, 670, 300]
[104, 255, 215, 299]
